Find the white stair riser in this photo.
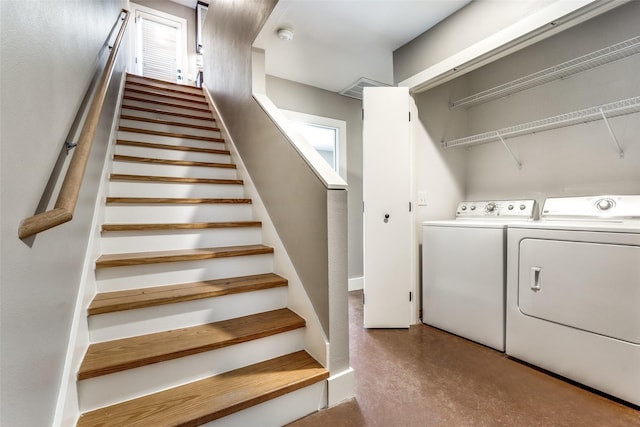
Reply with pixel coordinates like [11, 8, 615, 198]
[124, 85, 205, 103]
[100, 227, 262, 254]
[104, 204, 254, 224]
[202, 382, 326, 427]
[124, 91, 209, 110]
[115, 144, 231, 163]
[122, 100, 212, 119]
[108, 181, 244, 198]
[89, 287, 287, 342]
[121, 107, 217, 127]
[117, 130, 226, 151]
[111, 161, 237, 180]
[95, 254, 274, 292]
[119, 118, 221, 139]
[78, 329, 305, 412]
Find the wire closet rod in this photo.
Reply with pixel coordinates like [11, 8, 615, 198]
[442, 96, 640, 149]
[18, 9, 130, 240]
[450, 35, 640, 109]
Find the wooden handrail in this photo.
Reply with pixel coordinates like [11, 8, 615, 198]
[19, 9, 130, 240]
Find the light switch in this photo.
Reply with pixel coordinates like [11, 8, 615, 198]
[418, 191, 428, 206]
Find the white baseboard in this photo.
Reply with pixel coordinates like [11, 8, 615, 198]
[348, 276, 363, 291]
[327, 367, 355, 407]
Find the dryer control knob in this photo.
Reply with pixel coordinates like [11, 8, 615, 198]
[596, 198, 614, 211]
[508, 205, 514, 210]
[486, 202, 496, 212]
[519, 204, 526, 210]
[470, 206, 476, 211]
[461, 205, 467, 211]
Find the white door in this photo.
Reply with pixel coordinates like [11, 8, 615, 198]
[131, 4, 187, 83]
[362, 87, 413, 328]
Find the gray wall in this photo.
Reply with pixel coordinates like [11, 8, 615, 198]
[266, 75, 364, 279]
[0, 1, 128, 425]
[414, 1, 640, 208]
[201, 0, 350, 376]
[393, 0, 555, 84]
[133, 0, 200, 84]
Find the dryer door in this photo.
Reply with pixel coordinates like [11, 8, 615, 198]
[518, 238, 640, 344]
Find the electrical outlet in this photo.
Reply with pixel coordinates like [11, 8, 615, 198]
[418, 191, 428, 206]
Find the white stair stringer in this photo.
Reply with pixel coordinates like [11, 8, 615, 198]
[88, 286, 288, 342]
[78, 328, 305, 412]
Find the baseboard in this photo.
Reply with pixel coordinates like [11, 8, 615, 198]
[348, 276, 363, 291]
[327, 367, 355, 407]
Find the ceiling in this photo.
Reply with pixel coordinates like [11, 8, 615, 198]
[253, 0, 471, 94]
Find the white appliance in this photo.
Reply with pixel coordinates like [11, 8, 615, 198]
[506, 195, 640, 406]
[422, 200, 537, 351]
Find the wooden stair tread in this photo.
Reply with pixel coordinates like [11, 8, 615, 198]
[113, 154, 236, 169]
[105, 197, 252, 204]
[117, 139, 229, 155]
[125, 87, 208, 105]
[77, 350, 328, 426]
[110, 173, 243, 185]
[126, 74, 203, 94]
[88, 273, 287, 315]
[125, 80, 205, 98]
[78, 308, 304, 380]
[120, 114, 220, 132]
[121, 104, 216, 122]
[102, 221, 261, 232]
[119, 126, 225, 143]
[124, 95, 211, 113]
[95, 244, 274, 268]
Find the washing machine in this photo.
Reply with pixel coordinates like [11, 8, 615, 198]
[422, 199, 537, 351]
[506, 195, 640, 406]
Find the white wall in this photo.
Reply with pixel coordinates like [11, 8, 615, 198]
[0, 1, 128, 425]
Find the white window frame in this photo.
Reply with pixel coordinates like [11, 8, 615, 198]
[280, 109, 348, 182]
[129, 2, 188, 83]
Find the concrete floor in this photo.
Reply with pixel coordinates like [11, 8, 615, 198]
[289, 290, 640, 427]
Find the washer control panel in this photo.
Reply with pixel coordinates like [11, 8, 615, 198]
[542, 195, 640, 220]
[456, 200, 537, 220]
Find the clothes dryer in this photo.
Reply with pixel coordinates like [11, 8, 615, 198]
[506, 195, 640, 406]
[422, 200, 536, 351]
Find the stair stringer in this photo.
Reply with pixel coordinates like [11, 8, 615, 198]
[202, 86, 330, 381]
[52, 71, 128, 427]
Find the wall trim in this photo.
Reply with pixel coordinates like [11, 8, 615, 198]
[327, 367, 355, 407]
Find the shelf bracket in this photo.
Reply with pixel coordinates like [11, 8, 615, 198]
[497, 133, 522, 169]
[599, 108, 624, 159]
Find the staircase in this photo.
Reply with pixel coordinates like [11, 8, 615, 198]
[76, 74, 328, 426]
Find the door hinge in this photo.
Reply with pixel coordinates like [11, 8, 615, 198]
[362, 109, 364, 120]
[362, 293, 365, 305]
[362, 201, 365, 213]
[409, 202, 412, 212]
[409, 291, 413, 302]
[409, 111, 411, 122]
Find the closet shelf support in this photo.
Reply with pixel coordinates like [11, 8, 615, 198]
[599, 108, 625, 159]
[497, 133, 522, 169]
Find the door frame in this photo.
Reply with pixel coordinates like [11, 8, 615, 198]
[129, 2, 188, 83]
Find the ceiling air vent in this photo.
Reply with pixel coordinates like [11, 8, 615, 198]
[339, 77, 391, 100]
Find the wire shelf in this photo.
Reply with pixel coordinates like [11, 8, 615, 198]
[450, 36, 640, 109]
[442, 96, 640, 149]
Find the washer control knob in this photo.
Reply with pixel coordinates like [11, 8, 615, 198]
[520, 204, 526, 210]
[461, 205, 467, 211]
[596, 198, 614, 211]
[470, 205, 476, 211]
[508, 204, 514, 210]
[486, 202, 496, 212]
